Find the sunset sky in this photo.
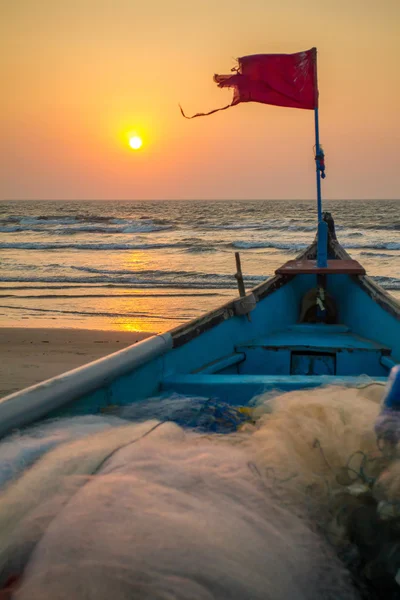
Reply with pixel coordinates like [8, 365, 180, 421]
[2, 0, 399, 200]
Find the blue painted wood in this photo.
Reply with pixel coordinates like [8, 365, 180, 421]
[317, 220, 328, 268]
[380, 356, 397, 371]
[288, 324, 350, 334]
[314, 107, 323, 223]
[236, 329, 390, 352]
[238, 346, 386, 377]
[291, 352, 335, 376]
[336, 351, 387, 377]
[326, 275, 400, 361]
[238, 348, 291, 376]
[195, 353, 246, 374]
[236, 326, 390, 377]
[163, 283, 301, 377]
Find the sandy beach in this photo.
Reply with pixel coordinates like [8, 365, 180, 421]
[0, 328, 153, 398]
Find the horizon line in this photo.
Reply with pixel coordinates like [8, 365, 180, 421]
[2, 198, 400, 202]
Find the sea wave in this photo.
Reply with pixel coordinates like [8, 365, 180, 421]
[0, 304, 179, 320]
[184, 246, 218, 253]
[0, 220, 173, 235]
[344, 242, 400, 251]
[69, 265, 266, 283]
[0, 242, 185, 251]
[0, 215, 170, 225]
[231, 240, 400, 252]
[363, 223, 400, 231]
[0, 292, 219, 299]
[360, 251, 397, 258]
[231, 241, 309, 251]
[1, 269, 399, 291]
[371, 276, 400, 290]
[0, 270, 266, 290]
[204, 221, 316, 232]
[2, 238, 399, 253]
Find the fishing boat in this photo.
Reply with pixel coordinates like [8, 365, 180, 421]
[0, 210, 399, 436]
[1, 47, 400, 435]
[1, 48, 400, 600]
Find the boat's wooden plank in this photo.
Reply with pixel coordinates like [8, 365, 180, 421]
[288, 324, 350, 334]
[237, 329, 391, 353]
[275, 259, 365, 275]
[381, 355, 398, 371]
[193, 352, 246, 374]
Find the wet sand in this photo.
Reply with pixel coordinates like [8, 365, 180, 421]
[0, 328, 153, 398]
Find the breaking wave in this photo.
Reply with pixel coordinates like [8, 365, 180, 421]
[345, 242, 400, 251]
[231, 240, 400, 252]
[0, 242, 185, 251]
[1, 239, 400, 253]
[360, 251, 398, 258]
[231, 241, 308, 251]
[0, 266, 266, 289]
[204, 221, 316, 232]
[0, 216, 173, 235]
[0, 304, 179, 319]
[371, 276, 400, 291]
[1, 264, 399, 290]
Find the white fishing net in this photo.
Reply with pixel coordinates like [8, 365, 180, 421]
[0, 383, 398, 599]
[0, 415, 127, 489]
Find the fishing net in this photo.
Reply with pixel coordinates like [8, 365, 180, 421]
[118, 394, 252, 433]
[0, 382, 398, 599]
[0, 415, 127, 490]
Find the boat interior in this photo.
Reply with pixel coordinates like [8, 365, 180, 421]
[156, 218, 399, 406]
[161, 270, 398, 405]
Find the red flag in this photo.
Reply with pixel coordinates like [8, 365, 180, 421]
[181, 48, 318, 118]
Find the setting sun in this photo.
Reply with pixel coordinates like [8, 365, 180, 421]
[129, 135, 143, 150]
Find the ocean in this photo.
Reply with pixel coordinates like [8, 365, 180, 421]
[1, 199, 399, 332]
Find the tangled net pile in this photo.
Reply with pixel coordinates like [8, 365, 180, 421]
[0, 381, 398, 599]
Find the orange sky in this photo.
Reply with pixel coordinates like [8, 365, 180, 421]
[2, 0, 399, 200]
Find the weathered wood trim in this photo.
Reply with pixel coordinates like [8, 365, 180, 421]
[193, 352, 246, 374]
[170, 305, 236, 348]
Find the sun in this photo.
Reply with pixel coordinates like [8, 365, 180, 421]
[129, 135, 143, 150]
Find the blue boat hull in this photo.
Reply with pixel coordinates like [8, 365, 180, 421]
[0, 220, 399, 438]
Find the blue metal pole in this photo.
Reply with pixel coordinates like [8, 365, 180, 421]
[314, 107, 322, 223]
[315, 107, 327, 268]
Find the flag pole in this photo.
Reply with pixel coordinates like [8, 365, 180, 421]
[314, 107, 322, 223]
[314, 49, 328, 268]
